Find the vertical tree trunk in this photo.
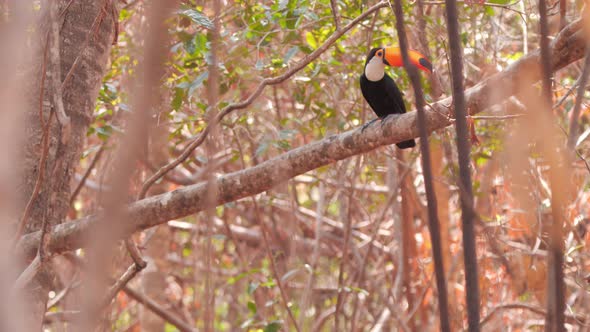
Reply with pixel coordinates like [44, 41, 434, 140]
[20, 0, 116, 328]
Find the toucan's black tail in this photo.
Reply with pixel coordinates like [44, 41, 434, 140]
[396, 139, 416, 149]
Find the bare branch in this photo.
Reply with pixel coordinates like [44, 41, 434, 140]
[443, 0, 480, 328]
[334, 190, 352, 330]
[202, 0, 221, 330]
[125, 238, 147, 268]
[13, 255, 42, 290]
[567, 47, 590, 149]
[69, 144, 105, 205]
[539, 1, 566, 330]
[392, 0, 451, 331]
[65, 254, 195, 332]
[99, 263, 144, 309]
[252, 199, 301, 332]
[330, 0, 341, 30]
[123, 285, 197, 332]
[422, 1, 525, 16]
[480, 303, 586, 328]
[470, 114, 524, 120]
[43, 310, 80, 324]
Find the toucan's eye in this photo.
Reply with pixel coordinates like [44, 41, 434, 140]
[377, 51, 383, 57]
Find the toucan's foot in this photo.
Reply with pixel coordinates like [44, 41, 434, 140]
[396, 139, 416, 149]
[360, 118, 380, 132]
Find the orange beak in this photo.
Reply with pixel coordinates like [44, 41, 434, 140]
[384, 46, 432, 73]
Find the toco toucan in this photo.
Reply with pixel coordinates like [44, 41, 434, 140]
[360, 46, 432, 149]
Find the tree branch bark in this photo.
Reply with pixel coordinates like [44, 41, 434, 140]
[18, 18, 586, 258]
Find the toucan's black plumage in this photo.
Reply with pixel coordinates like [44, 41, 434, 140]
[359, 47, 432, 149]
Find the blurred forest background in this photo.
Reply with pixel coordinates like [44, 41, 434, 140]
[5, 0, 590, 331]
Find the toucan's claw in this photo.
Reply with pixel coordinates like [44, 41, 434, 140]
[360, 118, 380, 133]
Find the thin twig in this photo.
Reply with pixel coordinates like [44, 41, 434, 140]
[480, 303, 586, 327]
[99, 263, 144, 309]
[125, 238, 147, 268]
[330, 0, 341, 30]
[350, 161, 413, 330]
[65, 253, 194, 331]
[312, 307, 337, 331]
[37, 196, 51, 262]
[252, 199, 301, 332]
[567, 46, 590, 149]
[422, 0, 525, 15]
[69, 144, 106, 206]
[415, 0, 443, 98]
[202, 0, 221, 330]
[38, 33, 49, 128]
[469, 114, 525, 120]
[333, 190, 353, 330]
[298, 180, 326, 329]
[43, 310, 81, 324]
[123, 285, 197, 332]
[559, 0, 566, 29]
[46, 271, 80, 309]
[138, 1, 389, 198]
[553, 74, 580, 109]
[13, 255, 42, 290]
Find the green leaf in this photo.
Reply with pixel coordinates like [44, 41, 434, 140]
[305, 32, 317, 49]
[164, 322, 180, 332]
[188, 71, 209, 96]
[96, 126, 113, 140]
[264, 321, 282, 332]
[226, 268, 261, 285]
[283, 46, 299, 63]
[247, 301, 257, 315]
[260, 279, 276, 288]
[183, 36, 197, 55]
[171, 88, 184, 111]
[177, 9, 214, 30]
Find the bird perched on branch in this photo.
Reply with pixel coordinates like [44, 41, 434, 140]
[360, 46, 432, 149]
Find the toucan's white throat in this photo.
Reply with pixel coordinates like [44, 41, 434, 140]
[365, 57, 385, 82]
